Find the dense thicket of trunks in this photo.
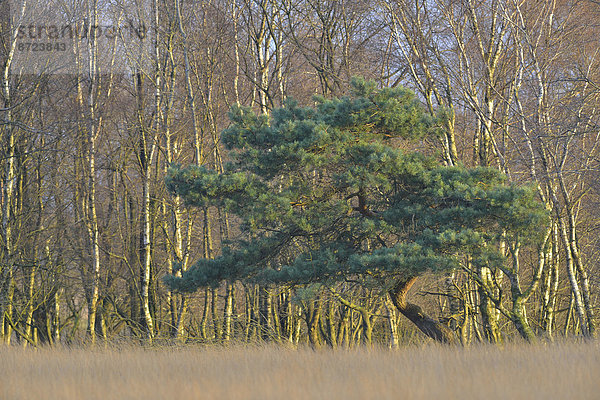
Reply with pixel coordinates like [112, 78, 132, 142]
[0, 0, 598, 346]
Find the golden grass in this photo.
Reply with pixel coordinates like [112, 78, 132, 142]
[1, 341, 599, 400]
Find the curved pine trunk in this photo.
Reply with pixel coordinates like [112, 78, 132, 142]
[389, 276, 457, 344]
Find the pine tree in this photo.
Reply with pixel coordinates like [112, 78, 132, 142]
[165, 78, 547, 343]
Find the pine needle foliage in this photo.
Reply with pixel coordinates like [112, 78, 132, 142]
[165, 78, 547, 295]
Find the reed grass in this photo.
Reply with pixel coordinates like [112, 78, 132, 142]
[1, 341, 598, 400]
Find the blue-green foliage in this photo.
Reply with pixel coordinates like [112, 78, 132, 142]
[164, 80, 547, 292]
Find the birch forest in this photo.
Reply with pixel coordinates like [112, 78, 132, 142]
[1, 0, 599, 348]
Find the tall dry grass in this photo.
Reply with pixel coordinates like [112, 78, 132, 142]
[1, 341, 599, 400]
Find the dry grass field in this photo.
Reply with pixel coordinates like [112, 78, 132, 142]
[1, 341, 599, 400]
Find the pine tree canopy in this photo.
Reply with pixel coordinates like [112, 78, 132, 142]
[164, 78, 548, 295]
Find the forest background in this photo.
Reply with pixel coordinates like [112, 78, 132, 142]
[1, 0, 599, 348]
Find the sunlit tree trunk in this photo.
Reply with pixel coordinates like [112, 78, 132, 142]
[0, 0, 28, 345]
[305, 297, 322, 348]
[76, 0, 103, 343]
[135, 70, 156, 340]
[385, 296, 399, 349]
